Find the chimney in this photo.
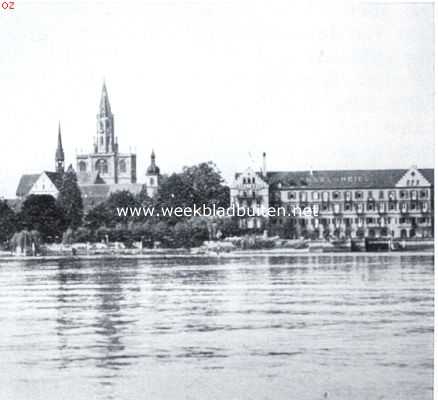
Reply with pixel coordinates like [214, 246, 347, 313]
[262, 152, 267, 177]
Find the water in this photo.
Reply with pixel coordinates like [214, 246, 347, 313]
[0, 254, 433, 400]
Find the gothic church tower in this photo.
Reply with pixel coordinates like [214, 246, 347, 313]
[55, 122, 65, 174]
[95, 82, 117, 154]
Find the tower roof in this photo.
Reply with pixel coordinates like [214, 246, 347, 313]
[146, 150, 160, 174]
[99, 81, 112, 115]
[56, 122, 64, 161]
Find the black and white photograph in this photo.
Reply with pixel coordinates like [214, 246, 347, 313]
[0, 1, 434, 399]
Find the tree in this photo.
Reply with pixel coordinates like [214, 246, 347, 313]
[155, 161, 230, 223]
[57, 165, 84, 230]
[85, 203, 111, 231]
[182, 162, 230, 208]
[106, 190, 142, 225]
[20, 195, 65, 242]
[0, 200, 17, 245]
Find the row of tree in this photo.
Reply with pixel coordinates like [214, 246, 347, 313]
[0, 162, 243, 249]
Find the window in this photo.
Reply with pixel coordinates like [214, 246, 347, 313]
[410, 190, 417, 200]
[79, 161, 87, 172]
[288, 192, 296, 200]
[420, 190, 427, 198]
[388, 191, 395, 201]
[400, 190, 407, 199]
[150, 178, 154, 186]
[95, 159, 108, 174]
[344, 203, 351, 211]
[355, 191, 363, 199]
[379, 190, 384, 199]
[332, 191, 340, 200]
[119, 159, 127, 173]
[312, 191, 319, 201]
[367, 203, 374, 211]
[322, 192, 329, 202]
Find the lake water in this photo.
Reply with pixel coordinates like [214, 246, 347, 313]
[0, 254, 433, 400]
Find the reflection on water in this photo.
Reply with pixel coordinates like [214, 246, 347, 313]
[0, 254, 433, 400]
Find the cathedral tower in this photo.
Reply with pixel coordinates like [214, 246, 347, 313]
[96, 82, 116, 154]
[55, 122, 65, 174]
[77, 81, 137, 186]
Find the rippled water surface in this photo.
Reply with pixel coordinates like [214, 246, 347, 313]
[0, 254, 433, 400]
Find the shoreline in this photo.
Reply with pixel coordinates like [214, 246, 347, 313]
[0, 249, 434, 262]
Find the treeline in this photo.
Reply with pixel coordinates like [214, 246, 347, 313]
[0, 162, 244, 249]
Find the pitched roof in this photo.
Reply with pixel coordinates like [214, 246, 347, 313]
[80, 184, 111, 199]
[16, 174, 40, 197]
[16, 171, 63, 197]
[43, 171, 63, 190]
[266, 168, 434, 189]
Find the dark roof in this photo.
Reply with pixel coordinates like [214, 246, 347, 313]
[147, 164, 160, 174]
[266, 168, 434, 189]
[16, 174, 39, 197]
[80, 185, 111, 199]
[43, 171, 63, 190]
[80, 183, 144, 211]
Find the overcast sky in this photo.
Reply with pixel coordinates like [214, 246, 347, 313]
[0, 1, 434, 198]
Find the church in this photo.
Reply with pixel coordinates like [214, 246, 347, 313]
[16, 82, 160, 209]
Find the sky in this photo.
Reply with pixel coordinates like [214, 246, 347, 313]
[0, 0, 434, 198]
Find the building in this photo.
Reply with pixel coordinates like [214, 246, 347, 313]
[230, 154, 434, 239]
[76, 82, 137, 186]
[16, 123, 65, 199]
[16, 82, 161, 208]
[76, 83, 161, 208]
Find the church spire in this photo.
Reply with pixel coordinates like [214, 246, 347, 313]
[99, 81, 112, 115]
[96, 81, 115, 153]
[55, 121, 65, 174]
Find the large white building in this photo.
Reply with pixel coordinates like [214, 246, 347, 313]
[230, 153, 434, 239]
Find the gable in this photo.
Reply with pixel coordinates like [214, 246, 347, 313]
[234, 167, 268, 187]
[395, 167, 431, 188]
[28, 172, 60, 197]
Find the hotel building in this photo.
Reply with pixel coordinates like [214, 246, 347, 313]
[230, 154, 434, 239]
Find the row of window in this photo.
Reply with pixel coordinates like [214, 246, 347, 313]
[285, 189, 429, 201]
[242, 177, 256, 185]
[285, 201, 430, 213]
[78, 159, 128, 174]
[273, 217, 431, 226]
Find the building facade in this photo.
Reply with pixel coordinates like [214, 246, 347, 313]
[76, 83, 137, 186]
[230, 154, 434, 239]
